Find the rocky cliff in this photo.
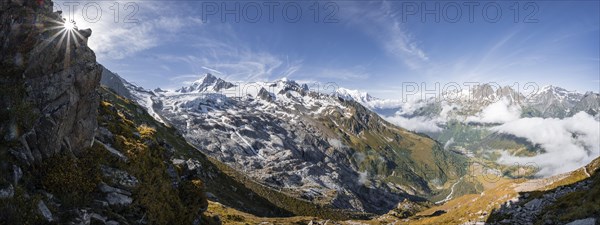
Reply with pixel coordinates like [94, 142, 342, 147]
[0, 3, 219, 223]
[0, 0, 101, 164]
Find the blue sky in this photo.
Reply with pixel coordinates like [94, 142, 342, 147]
[56, 1, 599, 98]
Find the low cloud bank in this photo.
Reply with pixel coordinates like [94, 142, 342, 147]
[383, 115, 442, 133]
[467, 98, 521, 124]
[492, 112, 600, 177]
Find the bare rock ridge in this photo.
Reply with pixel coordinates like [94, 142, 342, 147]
[0, 0, 101, 164]
[100, 65, 132, 99]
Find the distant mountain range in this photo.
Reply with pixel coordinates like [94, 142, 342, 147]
[338, 83, 600, 120]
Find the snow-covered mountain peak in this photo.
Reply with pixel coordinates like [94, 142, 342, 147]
[539, 85, 569, 93]
[193, 73, 218, 84]
[335, 88, 376, 103]
[535, 85, 581, 102]
[273, 77, 297, 86]
[176, 73, 235, 93]
[583, 91, 598, 97]
[271, 77, 308, 90]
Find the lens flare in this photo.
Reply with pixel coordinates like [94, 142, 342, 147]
[64, 20, 76, 30]
[39, 17, 87, 70]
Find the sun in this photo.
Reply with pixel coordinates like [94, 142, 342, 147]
[63, 20, 76, 30]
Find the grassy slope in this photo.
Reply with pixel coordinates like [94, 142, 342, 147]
[321, 100, 469, 199]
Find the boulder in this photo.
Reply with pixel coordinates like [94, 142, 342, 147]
[12, 165, 22, 185]
[98, 182, 132, 196]
[105, 192, 133, 206]
[90, 213, 107, 224]
[101, 165, 139, 188]
[66, 208, 113, 225]
[524, 198, 542, 210]
[0, 184, 14, 199]
[37, 200, 54, 222]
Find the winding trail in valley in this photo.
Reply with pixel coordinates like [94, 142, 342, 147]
[435, 177, 463, 204]
[584, 166, 591, 178]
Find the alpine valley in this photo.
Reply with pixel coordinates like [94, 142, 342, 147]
[1, 1, 599, 225]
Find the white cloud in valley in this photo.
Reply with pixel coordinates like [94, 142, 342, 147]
[492, 112, 600, 177]
[383, 115, 442, 133]
[467, 98, 522, 124]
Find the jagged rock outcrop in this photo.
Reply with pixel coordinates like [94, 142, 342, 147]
[257, 87, 274, 101]
[486, 159, 600, 225]
[488, 180, 593, 224]
[573, 92, 600, 116]
[0, 0, 101, 164]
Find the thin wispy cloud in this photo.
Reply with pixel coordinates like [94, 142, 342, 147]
[340, 1, 429, 70]
[168, 74, 204, 82]
[156, 50, 300, 84]
[280, 64, 302, 79]
[159, 65, 171, 71]
[201, 66, 223, 75]
[314, 68, 370, 81]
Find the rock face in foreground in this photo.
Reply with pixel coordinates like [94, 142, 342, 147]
[486, 158, 600, 225]
[0, 0, 101, 164]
